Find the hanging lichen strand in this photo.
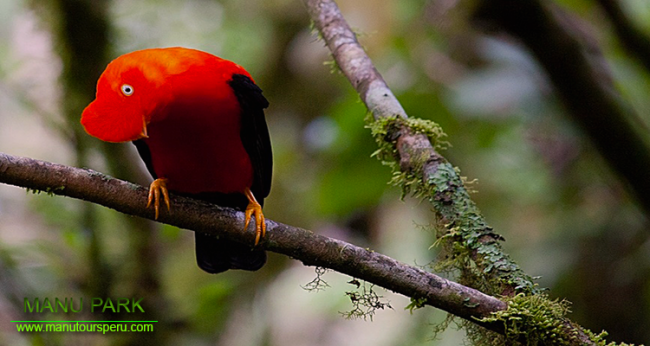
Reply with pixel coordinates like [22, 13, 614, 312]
[367, 115, 539, 296]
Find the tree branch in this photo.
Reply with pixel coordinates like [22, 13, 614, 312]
[304, 0, 407, 120]
[303, 0, 536, 296]
[0, 152, 507, 332]
[302, 1, 612, 344]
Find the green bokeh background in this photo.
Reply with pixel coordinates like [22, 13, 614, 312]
[0, 0, 649, 345]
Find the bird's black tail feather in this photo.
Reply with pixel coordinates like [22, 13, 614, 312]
[195, 231, 266, 274]
[189, 192, 267, 274]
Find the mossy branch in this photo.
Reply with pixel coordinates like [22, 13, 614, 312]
[304, 0, 534, 297]
[367, 115, 538, 295]
[301, 0, 637, 344]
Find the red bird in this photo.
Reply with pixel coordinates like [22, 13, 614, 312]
[81, 47, 272, 273]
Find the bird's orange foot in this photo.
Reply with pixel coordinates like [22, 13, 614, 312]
[244, 187, 266, 246]
[147, 178, 170, 220]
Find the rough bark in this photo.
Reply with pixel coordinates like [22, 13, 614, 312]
[0, 152, 508, 332]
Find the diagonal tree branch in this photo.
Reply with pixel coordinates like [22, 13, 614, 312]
[0, 152, 507, 333]
[301, 1, 615, 344]
[304, 0, 407, 120]
[303, 0, 535, 297]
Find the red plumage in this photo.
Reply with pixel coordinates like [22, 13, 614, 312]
[81, 47, 272, 273]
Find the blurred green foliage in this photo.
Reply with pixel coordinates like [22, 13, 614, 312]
[0, 0, 649, 345]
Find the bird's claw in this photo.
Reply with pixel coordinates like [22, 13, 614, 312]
[244, 188, 266, 246]
[147, 178, 170, 219]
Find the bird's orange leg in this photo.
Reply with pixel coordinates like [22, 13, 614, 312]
[147, 178, 170, 220]
[244, 187, 266, 246]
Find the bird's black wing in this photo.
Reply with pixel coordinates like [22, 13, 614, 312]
[193, 74, 271, 274]
[132, 139, 157, 179]
[228, 73, 272, 203]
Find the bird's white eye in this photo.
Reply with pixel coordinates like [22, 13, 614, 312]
[121, 84, 134, 96]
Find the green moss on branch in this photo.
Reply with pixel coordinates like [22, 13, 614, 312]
[366, 115, 636, 345]
[473, 293, 638, 346]
[367, 115, 538, 296]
